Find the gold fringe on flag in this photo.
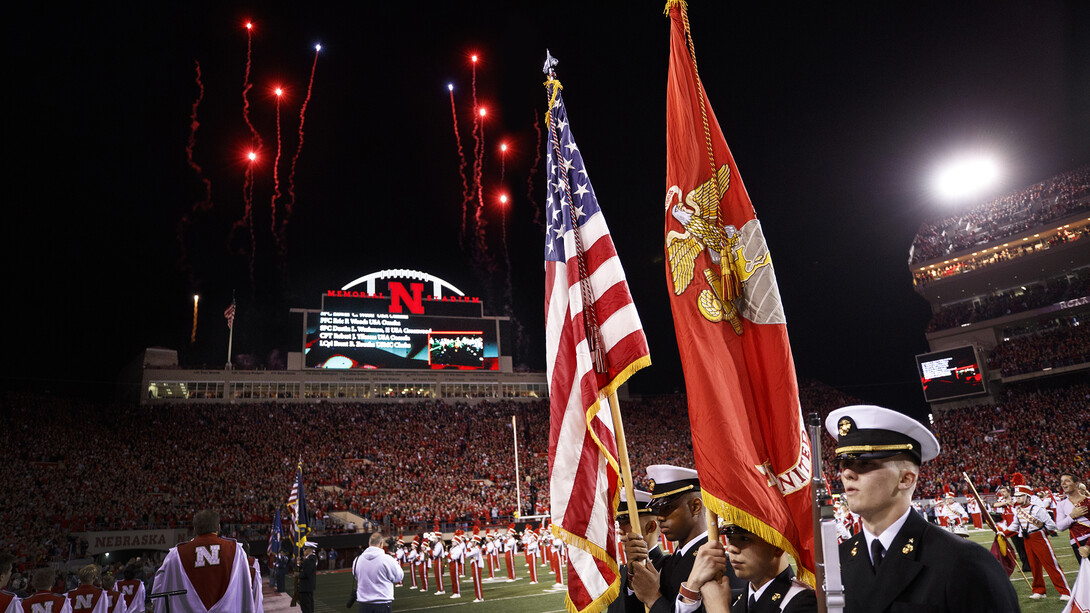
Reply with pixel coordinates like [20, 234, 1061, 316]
[701, 491, 816, 587]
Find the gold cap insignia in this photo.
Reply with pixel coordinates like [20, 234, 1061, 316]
[838, 418, 852, 437]
[648, 479, 656, 492]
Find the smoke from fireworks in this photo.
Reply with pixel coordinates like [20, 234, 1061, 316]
[245, 152, 257, 292]
[178, 60, 214, 285]
[527, 109, 544, 229]
[449, 83, 470, 248]
[499, 193, 512, 300]
[283, 44, 320, 253]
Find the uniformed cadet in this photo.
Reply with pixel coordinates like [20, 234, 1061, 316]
[608, 488, 664, 613]
[297, 541, 319, 613]
[826, 404, 1019, 612]
[624, 465, 744, 613]
[681, 524, 816, 613]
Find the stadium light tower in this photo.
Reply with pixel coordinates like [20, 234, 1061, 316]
[931, 155, 1000, 202]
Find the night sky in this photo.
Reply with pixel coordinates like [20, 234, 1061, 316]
[7, 1, 1089, 411]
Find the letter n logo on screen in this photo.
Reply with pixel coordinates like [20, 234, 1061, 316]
[389, 282, 425, 314]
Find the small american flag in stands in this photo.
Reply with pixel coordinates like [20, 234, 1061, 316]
[223, 301, 236, 329]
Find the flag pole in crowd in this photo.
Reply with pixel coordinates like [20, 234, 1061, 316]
[963, 471, 1030, 585]
[543, 50, 652, 613]
[662, 0, 815, 585]
[513, 414, 522, 518]
[224, 291, 237, 369]
[268, 506, 283, 563]
[287, 461, 309, 607]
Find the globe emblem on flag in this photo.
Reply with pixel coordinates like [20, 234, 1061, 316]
[839, 418, 854, 437]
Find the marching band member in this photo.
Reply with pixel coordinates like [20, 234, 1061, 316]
[467, 531, 486, 602]
[1003, 478, 1071, 600]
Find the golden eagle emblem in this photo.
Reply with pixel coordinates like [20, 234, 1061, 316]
[839, 418, 853, 437]
[666, 163, 772, 334]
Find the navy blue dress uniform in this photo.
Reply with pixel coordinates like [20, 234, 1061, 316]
[297, 541, 319, 613]
[636, 466, 744, 613]
[730, 567, 815, 613]
[611, 489, 666, 613]
[826, 405, 1020, 613]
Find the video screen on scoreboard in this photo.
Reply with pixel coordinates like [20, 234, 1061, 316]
[428, 332, 484, 368]
[915, 346, 987, 402]
[304, 296, 498, 370]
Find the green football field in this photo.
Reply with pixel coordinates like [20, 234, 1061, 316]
[297, 531, 1082, 612]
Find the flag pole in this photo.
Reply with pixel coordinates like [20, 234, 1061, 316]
[608, 391, 646, 543]
[963, 472, 1031, 586]
[225, 291, 236, 370]
[672, 0, 723, 546]
[513, 415, 522, 519]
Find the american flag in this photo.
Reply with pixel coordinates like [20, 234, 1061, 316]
[286, 463, 309, 549]
[223, 301, 236, 330]
[544, 69, 651, 613]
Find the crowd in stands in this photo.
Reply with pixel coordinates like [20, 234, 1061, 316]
[911, 222, 1089, 285]
[987, 318, 1090, 376]
[910, 166, 1090, 265]
[3, 375, 1088, 573]
[926, 268, 1089, 331]
[925, 381, 1090, 497]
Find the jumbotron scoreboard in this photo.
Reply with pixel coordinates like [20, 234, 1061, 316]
[303, 282, 500, 370]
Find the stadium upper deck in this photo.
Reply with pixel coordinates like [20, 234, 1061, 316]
[908, 167, 1090, 406]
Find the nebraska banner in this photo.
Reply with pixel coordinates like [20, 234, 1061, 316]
[76, 529, 190, 555]
[663, 1, 814, 583]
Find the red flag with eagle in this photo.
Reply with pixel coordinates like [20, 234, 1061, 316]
[544, 53, 651, 613]
[663, 1, 814, 583]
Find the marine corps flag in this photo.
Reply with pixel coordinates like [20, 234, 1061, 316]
[663, 1, 814, 583]
[543, 53, 651, 613]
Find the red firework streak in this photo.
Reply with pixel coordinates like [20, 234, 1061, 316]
[470, 55, 485, 246]
[241, 21, 263, 155]
[499, 141, 507, 182]
[271, 86, 284, 253]
[284, 44, 320, 247]
[474, 106, 488, 251]
[448, 83, 470, 246]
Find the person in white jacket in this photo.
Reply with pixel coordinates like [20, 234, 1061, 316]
[351, 532, 404, 612]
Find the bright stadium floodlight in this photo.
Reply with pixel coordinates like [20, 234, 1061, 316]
[932, 155, 1000, 202]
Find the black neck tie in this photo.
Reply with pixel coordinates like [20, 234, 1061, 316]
[871, 539, 885, 572]
[749, 594, 756, 611]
